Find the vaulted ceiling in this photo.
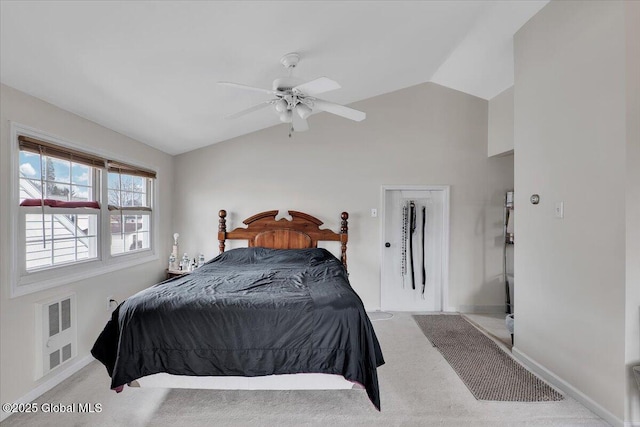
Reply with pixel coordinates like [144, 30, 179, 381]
[0, 1, 547, 155]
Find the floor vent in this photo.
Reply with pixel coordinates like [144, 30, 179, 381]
[36, 293, 76, 379]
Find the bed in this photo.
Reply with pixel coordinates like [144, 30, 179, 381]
[91, 210, 385, 409]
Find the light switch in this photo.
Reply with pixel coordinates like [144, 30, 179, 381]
[371, 208, 377, 218]
[554, 202, 564, 219]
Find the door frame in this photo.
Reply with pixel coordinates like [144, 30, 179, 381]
[379, 185, 451, 312]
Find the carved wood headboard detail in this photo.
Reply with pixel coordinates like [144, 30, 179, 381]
[218, 210, 349, 269]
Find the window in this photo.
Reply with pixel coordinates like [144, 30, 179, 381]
[107, 170, 153, 255]
[24, 213, 99, 270]
[14, 129, 157, 294]
[19, 138, 102, 272]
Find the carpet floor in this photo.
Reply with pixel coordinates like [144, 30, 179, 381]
[1, 312, 607, 427]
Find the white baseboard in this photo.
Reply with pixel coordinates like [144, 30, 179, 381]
[458, 304, 504, 314]
[0, 354, 94, 422]
[625, 422, 640, 427]
[512, 347, 623, 427]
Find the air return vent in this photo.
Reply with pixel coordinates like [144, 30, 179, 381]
[35, 293, 76, 379]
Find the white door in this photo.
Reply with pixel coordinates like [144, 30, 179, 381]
[381, 187, 448, 311]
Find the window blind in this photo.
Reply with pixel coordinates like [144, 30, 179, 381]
[18, 136, 106, 168]
[107, 205, 152, 211]
[18, 135, 157, 179]
[107, 162, 157, 179]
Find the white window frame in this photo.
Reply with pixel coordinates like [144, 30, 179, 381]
[9, 122, 159, 298]
[107, 171, 154, 256]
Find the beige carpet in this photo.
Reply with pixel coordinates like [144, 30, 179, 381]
[1, 313, 606, 427]
[413, 314, 562, 402]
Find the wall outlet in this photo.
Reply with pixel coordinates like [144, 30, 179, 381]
[371, 208, 377, 218]
[554, 202, 564, 219]
[107, 295, 114, 311]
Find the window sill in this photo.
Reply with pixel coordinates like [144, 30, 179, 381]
[12, 252, 159, 298]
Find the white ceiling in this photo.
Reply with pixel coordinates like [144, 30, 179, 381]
[0, 1, 547, 155]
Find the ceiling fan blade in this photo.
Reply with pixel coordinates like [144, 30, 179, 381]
[225, 101, 273, 119]
[218, 81, 277, 95]
[312, 99, 366, 122]
[293, 77, 341, 96]
[292, 110, 309, 132]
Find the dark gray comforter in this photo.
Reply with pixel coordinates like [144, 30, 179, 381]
[91, 247, 384, 409]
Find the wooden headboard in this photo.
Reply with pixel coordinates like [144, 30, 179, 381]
[218, 210, 349, 269]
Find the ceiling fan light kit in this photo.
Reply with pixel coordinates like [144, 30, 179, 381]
[274, 99, 288, 113]
[296, 103, 312, 120]
[219, 52, 366, 134]
[279, 110, 293, 123]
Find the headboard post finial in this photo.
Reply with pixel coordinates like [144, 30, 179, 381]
[340, 212, 349, 269]
[218, 210, 227, 254]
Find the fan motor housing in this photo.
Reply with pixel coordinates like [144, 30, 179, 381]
[272, 77, 302, 92]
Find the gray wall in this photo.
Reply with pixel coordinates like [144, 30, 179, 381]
[488, 86, 514, 157]
[173, 82, 514, 311]
[513, 1, 632, 423]
[625, 1, 640, 422]
[0, 84, 174, 406]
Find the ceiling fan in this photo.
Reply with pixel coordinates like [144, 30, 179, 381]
[218, 53, 366, 133]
